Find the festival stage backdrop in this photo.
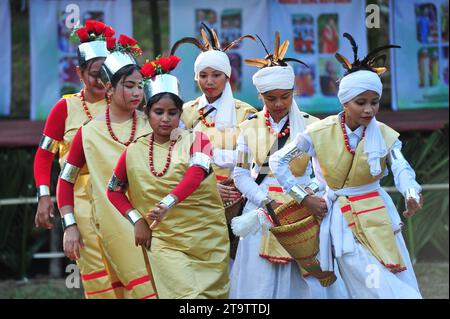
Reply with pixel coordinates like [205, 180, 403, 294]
[29, 0, 133, 120]
[270, 0, 367, 113]
[169, 0, 367, 113]
[390, 0, 449, 110]
[169, 0, 270, 110]
[0, 0, 11, 116]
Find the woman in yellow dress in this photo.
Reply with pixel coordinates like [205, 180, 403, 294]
[171, 23, 257, 214]
[107, 59, 230, 298]
[56, 36, 156, 299]
[33, 20, 117, 298]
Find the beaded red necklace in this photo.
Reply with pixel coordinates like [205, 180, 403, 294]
[264, 109, 290, 138]
[198, 108, 215, 127]
[340, 112, 366, 155]
[148, 133, 177, 177]
[105, 102, 137, 146]
[79, 89, 93, 120]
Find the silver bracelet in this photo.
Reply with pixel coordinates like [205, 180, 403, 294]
[306, 182, 320, 194]
[62, 213, 77, 231]
[37, 185, 51, 198]
[288, 184, 310, 204]
[127, 209, 143, 225]
[159, 194, 177, 209]
[404, 187, 420, 205]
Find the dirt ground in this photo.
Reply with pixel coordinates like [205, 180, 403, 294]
[0, 262, 448, 299]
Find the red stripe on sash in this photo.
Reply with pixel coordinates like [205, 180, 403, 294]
[84, 286, 114, 296]
[340, 205, 351, 213]
[140, 293, 157, 299]
[125, 275, 151, 290]
[81, 269, 108, 281]
[354, 205, 385, 215]
[348, 191, 380, 202]
[216, 175, 228, 182]
[268, 186, 283, 193]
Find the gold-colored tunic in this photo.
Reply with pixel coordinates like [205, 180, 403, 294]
[60, 94, 117, 298]
[308, 115, 405, 272]
[125, 131, 230, 299]
[82, 112, 156, 298]
[181, 97, 257, 179]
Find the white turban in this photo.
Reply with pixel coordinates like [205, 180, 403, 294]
[338, 70, 387, 177]
[193, 50, 235, 130]
[252, 65, 306, 138]
[252, 65, 295, 93]
[194, 50, 231, 79]
[337, 70, 382, 105]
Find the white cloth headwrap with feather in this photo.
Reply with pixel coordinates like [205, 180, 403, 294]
[194, 50, 236, 131]
[338, 70, 386, 176]
[253, 65, 306, 138]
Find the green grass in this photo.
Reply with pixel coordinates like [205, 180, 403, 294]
[0, 262, 447, 299]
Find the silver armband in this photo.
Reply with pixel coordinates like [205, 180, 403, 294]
[107, 174, 128, 192]
[60, 161, 81, 184]
[306, 181, 320, 194]
[390, 148, 406, 161]
[189, 152, 211, 173]
[127, 209, 143, 225]
[236, 150, 250, 170]
[159, 194, 177, 209]
[62, 213, 77, 231]
[37, 185, 51, 198]
[277, 141, 304, 165]
[39, 135, 60, 154]
[405, 187, 420, 205]
[288, 184, 310, 204]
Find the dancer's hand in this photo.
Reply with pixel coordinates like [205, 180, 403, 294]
[63, 226, 84, 261]
[217, 182, 241, 203]
[147, 203, 169, 230]
[134, 219, 151, 249]
[35, 196, 54, 229]
[403, 193, 423, 218]
[302, 195, 327, 218]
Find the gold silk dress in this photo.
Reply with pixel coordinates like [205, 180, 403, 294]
[125, 130, 230, 298]
[81, 112, 156, 299]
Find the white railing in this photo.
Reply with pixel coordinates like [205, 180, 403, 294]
[1, 184, 448, 259]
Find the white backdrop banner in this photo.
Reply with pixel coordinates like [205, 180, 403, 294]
[0, 0, 11, 116]
[390, 0, 448, 110]
[169, 0, 270, 109]
[29, 0, 133, 120]
[270, 0, 367, 113]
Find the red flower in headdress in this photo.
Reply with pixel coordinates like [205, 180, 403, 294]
[76, 27, 90, 42]
[106, 37, 116, 50]
[140, 62, 156, 78]
[168, 55, 181, 71]
[94, 21, 106, 35]
[118, 34, 138, 47]
[154, 57, 172, 72]
[103, 26, 116, 38]
[85, 20, 96, 33]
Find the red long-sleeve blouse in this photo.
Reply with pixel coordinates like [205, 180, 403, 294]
[107, 131, 213, 216]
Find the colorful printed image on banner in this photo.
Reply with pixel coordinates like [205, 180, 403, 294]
[318, 14, 339, 54]
[292, 14, 315, 54]
[294, 62, 315, 97]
